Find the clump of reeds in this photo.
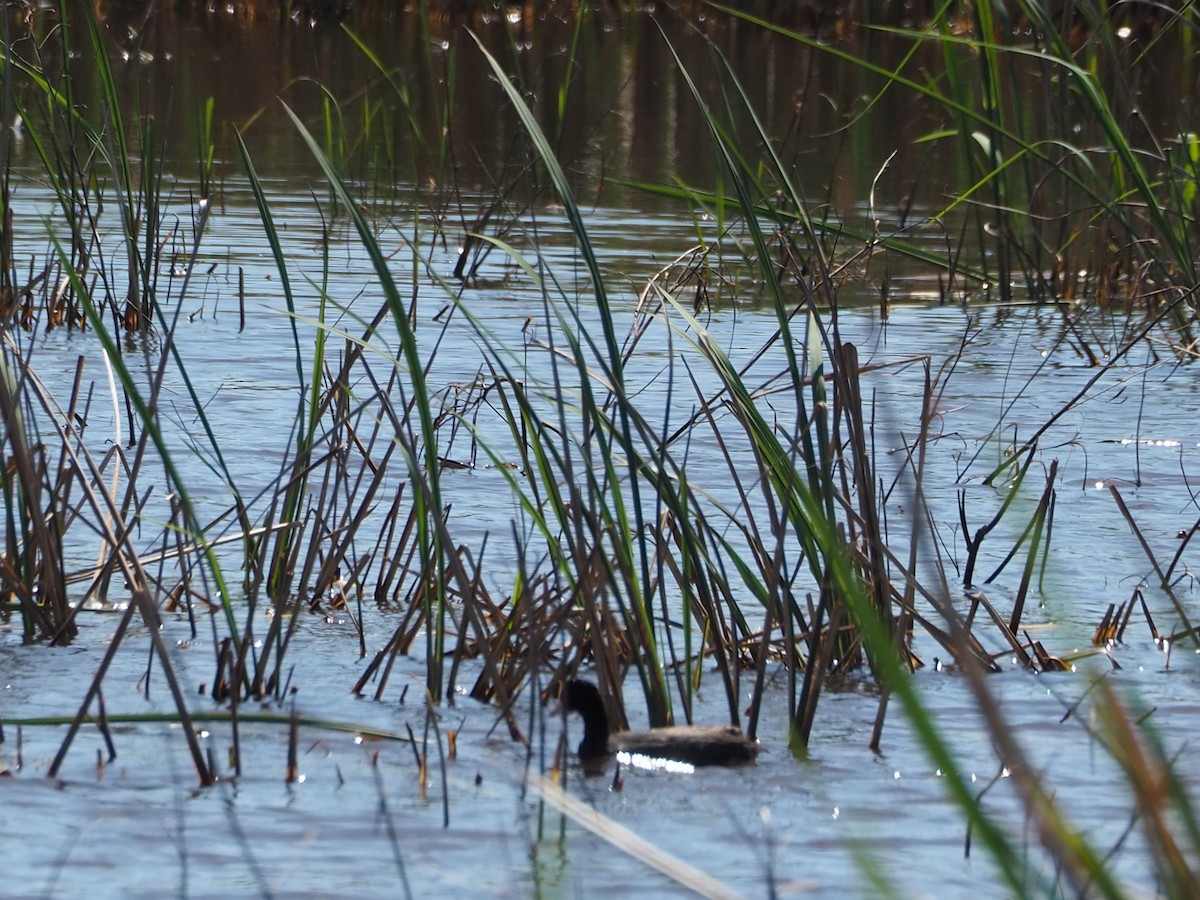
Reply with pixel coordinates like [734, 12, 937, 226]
[4, 1, 1200, 892]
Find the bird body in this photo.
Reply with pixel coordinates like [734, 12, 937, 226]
[565, 679, 758, 767]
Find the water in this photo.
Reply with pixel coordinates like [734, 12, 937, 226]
[4, 6, 1200, 897]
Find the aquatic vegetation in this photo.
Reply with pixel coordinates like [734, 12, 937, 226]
[1, 1, 1199, 894]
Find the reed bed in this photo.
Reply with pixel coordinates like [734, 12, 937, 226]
[2, 1, 1199, 893]
[89, 0, 1009, 27]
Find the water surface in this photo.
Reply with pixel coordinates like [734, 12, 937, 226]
[3, 6, 1199, 897]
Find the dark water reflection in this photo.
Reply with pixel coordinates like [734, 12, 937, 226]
[72, 5, 1197, 196]
[26, 3, 1196, 218]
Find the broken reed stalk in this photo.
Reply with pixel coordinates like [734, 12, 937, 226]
[286, 705, 299, 784]
[1110, 484, 1200, 649]
[871, 357, 940, 751]
[971, 589, 1034, 670]
[834, 342, 891, 625]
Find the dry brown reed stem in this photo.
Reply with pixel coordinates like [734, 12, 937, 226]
[1136, 591, 1163, 645]
[833, 343, 895, 633]
[159, 494, 197, 637]
[1110, 484, 1200, 648]
[871, 357, 939, 750]
[1116, 595, 1136, 642]
[792, 592, 844, 749]
[209, 638, 230, 702]
[93, 689, 116, 762]
[71, 522, 294, 587]
[1165, 518, 1200, 584]
[1025, 633, 1068, 672]
[369, 486, 415, 605]
[970, 590, 1034, 670]
[50, 579, 212, 785]
[1093, 602, 1121, 646]
[57, 356, 90, 523]
[286, 707, 299, 783]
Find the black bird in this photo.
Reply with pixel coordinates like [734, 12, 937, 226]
[564, 679, 758, 767]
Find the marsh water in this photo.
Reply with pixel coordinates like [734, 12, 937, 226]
[3, 6, 1200, 897]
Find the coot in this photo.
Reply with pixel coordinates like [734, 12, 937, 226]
[564, 679, 758, 767]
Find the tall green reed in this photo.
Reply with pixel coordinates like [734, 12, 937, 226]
[644, 6, 1200, 891]
[275, 101, 454, 701]
[439, 146, 1051, 887]
[318, 8, 1199, 889]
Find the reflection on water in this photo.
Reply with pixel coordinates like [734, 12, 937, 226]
[3, 5, 1200, 897]
[614, 751, 695, 775]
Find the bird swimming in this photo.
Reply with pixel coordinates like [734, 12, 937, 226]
[564, 679, 758, 767]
